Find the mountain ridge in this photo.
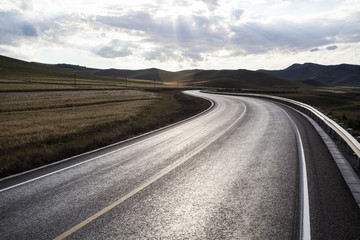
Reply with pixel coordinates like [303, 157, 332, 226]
[0, 55, 304, 89]
[259, 62, 360, 86]
[3, 54, 358, 88]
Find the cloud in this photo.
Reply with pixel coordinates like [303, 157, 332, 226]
[326, 45, 338, 51]
[22, 23, 37, 36]
[202, 0, 219, 10]
[14, 0, 33, 12]
[0, 10, 86, 46]
[182, 50, 204, 61]
[144, 50, 163, 61]
[0, 9, 102, 50]
[204, 0, 218, 5]
[94, 6, 360, 63]
[96, 11, 153, 32]
[232, 9, 244, 21]
[143, 45, 206, 63]
[230, 13, 360, 55]
[96, 11, 228, 61]
[94, 40, 133, 58]
[0, 10, 38, 45]
[144, 48, 184, 62]
[1, 0, 359, 70]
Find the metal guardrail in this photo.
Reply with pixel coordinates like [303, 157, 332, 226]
[203, 91, 360, 168]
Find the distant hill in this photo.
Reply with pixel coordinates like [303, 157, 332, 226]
[0, 55, 74, 78]
[259, 63, 360, 86]
[91, 67, 304, 89]
[93, 68, 187, 83]
[54, 64, 100, 75]
[0, 55, 306, 89]
[189, 69, 304, 89]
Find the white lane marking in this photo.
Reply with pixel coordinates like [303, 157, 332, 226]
[0, 91, 215, 192]
[282, 109, 311, 240]
[202, 91, 311, 239]
[53, 101, 247, 240]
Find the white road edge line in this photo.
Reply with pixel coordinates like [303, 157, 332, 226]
[52, 99, 247, 240]
[201, 91, 311, 238]
[0, 91, 215, 192]
[282, 109, 311, 240]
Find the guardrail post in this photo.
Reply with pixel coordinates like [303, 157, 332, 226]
[347, 144, 354, 155]
[325, 125, 329, 133]
[330, 128, 335, 138]
[333, 132, 337, 141]
[337, 133, 340, 142]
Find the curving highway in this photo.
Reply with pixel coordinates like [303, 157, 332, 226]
[1, 90, 360, 239]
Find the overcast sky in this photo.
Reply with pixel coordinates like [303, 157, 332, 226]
[1, 0, 359, 71]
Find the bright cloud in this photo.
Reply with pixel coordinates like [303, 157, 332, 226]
[0, 0, 359, 70]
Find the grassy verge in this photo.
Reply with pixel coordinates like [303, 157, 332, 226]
[0, 88, 210, 178]
[270, 88, 360, 136]
[217, 87, 360, 136]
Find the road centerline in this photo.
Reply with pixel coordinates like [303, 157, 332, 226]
[53, 99, 247, 240]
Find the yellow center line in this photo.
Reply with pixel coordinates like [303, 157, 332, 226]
[53, 98, 247, 240]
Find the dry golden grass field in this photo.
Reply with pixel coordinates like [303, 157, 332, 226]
[0, 75, 210, 177]
[0, 89, 158, 153]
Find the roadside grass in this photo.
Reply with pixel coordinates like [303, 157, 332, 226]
[271, 88, 360, 135]
[0, 82, 210, 177]
[0, 77, 169, 91]
[0, 77, 126, 91]
[0, 89, 157, 112]
[0, 89, 154, 176]
[216, 86, 360, 135]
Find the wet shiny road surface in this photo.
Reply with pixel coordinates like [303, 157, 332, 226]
[1, 90, 359, 239]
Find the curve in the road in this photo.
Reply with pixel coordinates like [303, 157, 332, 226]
[53, 99, 247, 240]
[282, 109, 311, 240]
[1, 90, 360, 239]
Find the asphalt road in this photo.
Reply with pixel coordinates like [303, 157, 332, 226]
[1, 90, 360, 239]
